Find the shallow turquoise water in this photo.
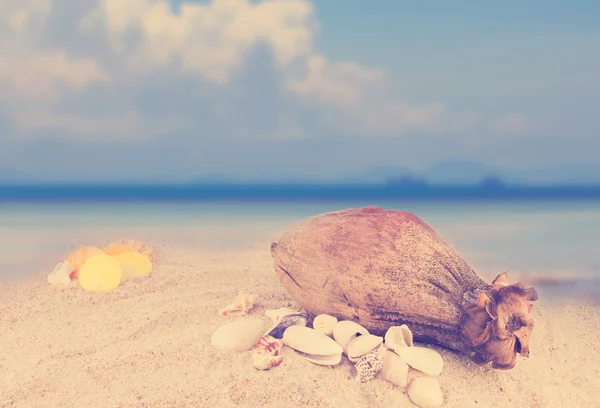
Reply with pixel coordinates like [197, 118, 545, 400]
[1, 200, 599, 298]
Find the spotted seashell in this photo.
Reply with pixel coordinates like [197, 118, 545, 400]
[252, 335, 284, 370]
[355, 346, 385, 383]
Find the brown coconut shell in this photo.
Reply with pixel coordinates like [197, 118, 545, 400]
[271, 206, 538, 370]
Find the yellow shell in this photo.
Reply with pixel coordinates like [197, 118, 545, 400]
[65, 246, 105, 279]
[78, 254, 122, 292]
[114, 252, 152, 280]
[104, 240, 155, 263]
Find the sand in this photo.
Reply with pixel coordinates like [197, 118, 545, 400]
[1, 242, 600, 408]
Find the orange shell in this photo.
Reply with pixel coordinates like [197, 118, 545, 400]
[104, 239, 155, 263]
[103, 244, 137, 257]
[65, 246, 105, 279]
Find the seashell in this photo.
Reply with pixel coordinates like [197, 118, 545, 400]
[253, 351, 283, 370]
[218, 292, 258, 318]
[264, 311, 308, 339]
[104, 239, 155, 263]
[395, 346, 444, 376]
[265, 308, 299, 324]
[333, 320, 369, 355]
[254, 335, 284, 354]
[312, 314, 338, 337]
[113, 251, 152, 280]
[347, 334, 383, 362]
[78, 254, 121, 292]
[211, 318, 266, 351]
[78, 254, 122, 292]
[103, 244, 136, 257]
[384, 324, 413, 351]
[375, 351, 409, 387]
[299, 353, 342, 366]
[282, 325, 343, 366]
[47, 260, 75, 285]
[355, 346, 385, 383]
[407, 376, 444, 408]
[66, 246, 105, 279]
[252, 335, 284, 370]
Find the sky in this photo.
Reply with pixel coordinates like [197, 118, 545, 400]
[0, 0, 599, 184]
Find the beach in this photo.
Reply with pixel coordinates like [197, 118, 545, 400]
[2, 0, 599, 405]
[1, 238, 600, 408]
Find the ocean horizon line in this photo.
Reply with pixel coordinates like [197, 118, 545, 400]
[1, 182, 600, 202]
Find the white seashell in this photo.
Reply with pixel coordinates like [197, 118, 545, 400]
[333, 320, 369, 355]
[265, 307, 298, 324]
[252, 335, 284, 370]
[300, 352, 342, 366]
[384, 324, 413, 351]
[395, 346, 444, 376]
[211, 318, 266, 351]
[355, 346, 385, 383]
[47, 260, 74, 285]
[283, 326, 343, 356]
[253, 354, 284, 370]
[347, 334, 383, 362]
[283, 325, 343, 366]
[375, 351, 409, 387]
[218, 292, 258, 318]
[407, 376, 444, 408]
[312, 314, 338, 337]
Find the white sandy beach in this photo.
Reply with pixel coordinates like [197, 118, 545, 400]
[1, 239, 600, 408]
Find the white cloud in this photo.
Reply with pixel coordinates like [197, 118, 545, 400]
[286, 54, 385, 107]
[1, 0, 52, 35]
[0, 50, 110, 103]
[0, 0, 447, 139]
[81, 0, 315, 83]
[360, 101, 447, 135]
[12, 109, 164, 140]
[0, 0, 110, 104]
[285, 53, 448, 135]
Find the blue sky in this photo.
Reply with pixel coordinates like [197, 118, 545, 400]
[0, 0, 599, 183]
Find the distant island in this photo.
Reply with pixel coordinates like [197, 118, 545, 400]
[386, 174, 508, 189]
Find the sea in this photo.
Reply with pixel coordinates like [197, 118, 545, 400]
[1, 198, 599, 300]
